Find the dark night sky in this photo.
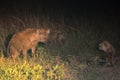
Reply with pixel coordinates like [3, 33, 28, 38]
[0, 0, 119, 17]
[0, 0, 119, 10]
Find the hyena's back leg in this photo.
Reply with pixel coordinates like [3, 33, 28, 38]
[9, 46, 20, 62]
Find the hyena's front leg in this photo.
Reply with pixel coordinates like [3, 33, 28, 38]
[23, 50, 27, 60]
[105, 53, 112, 66]
[31, 47, 36, 57]
[111, 54, 117, 65]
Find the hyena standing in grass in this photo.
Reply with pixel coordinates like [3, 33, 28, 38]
[99, 40, 116, 66]
[7, 28, 50, 61]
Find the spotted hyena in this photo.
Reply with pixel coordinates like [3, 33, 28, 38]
[99, 40, 116, 66]
[7, 28, 50, 61]
[48, 29, 65, 45]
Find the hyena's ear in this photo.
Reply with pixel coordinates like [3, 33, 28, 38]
[46, 29, 50, 34]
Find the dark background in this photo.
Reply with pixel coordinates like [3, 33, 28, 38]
[0, 0, 120, 37]
[0, 0, 119, 13]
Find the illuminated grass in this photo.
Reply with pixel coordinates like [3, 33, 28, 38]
[0, 58, 65, 80]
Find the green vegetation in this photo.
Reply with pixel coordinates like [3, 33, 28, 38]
[0, 59, 64, 80]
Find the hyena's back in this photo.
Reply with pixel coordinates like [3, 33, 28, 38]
[7, 28, 50, 61]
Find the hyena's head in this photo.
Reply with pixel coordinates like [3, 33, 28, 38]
[99, 40, 112, 52]
[34, 29, 50, 42]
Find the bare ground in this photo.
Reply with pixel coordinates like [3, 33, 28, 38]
[96, 65, 120, 80]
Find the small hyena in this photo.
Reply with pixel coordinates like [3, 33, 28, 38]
[7, 28, 50, 61]
[48, 30, 65, 45]
[99, 40, 116, 66]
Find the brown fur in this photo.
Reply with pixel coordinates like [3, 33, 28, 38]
[48, 30, 65, 45]
[99, 40, 116, 66]
[7, 28, 50, 61]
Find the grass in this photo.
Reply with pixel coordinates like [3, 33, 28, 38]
[0, 7, 119, 80]
[0, 51, 65, 80]
[0, 60, 64, 80]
